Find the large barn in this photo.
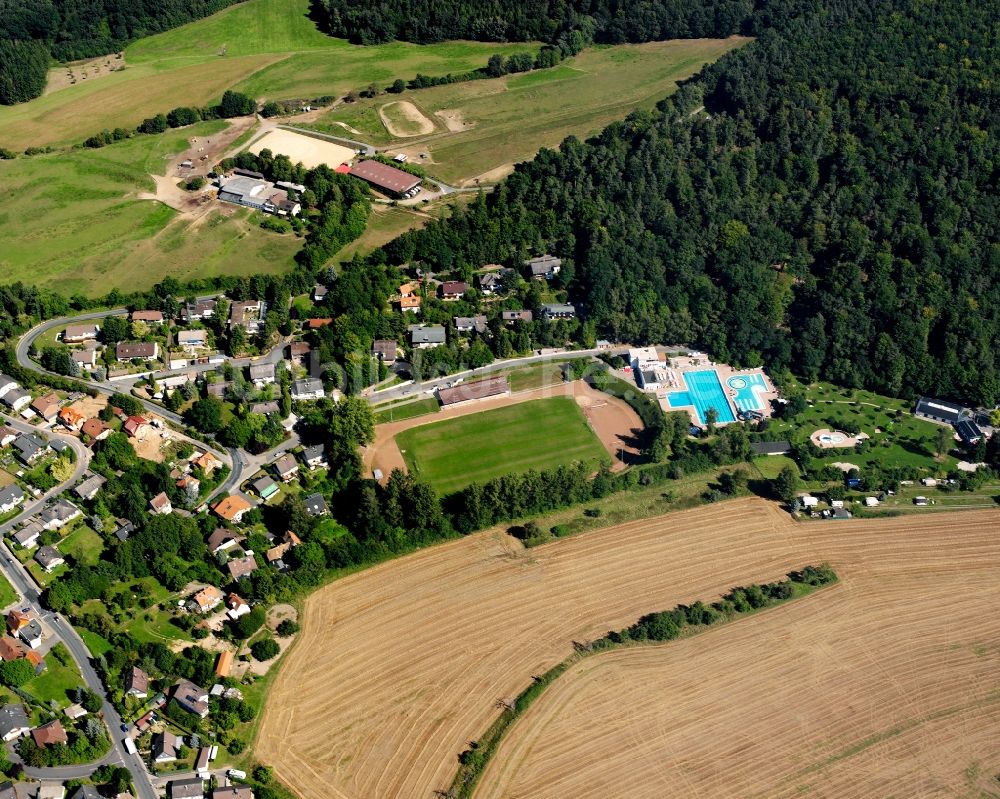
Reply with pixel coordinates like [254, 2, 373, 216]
[349, 160, 421, 198]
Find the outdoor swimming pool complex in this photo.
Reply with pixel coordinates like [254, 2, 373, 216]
[726, 372, 768, 412]
[667, 370, 737, 425]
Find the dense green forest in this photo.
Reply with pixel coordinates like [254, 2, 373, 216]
[0, 0, 244, 103]
[372, 0, 1000, 406]
[311, 0, 756, 45]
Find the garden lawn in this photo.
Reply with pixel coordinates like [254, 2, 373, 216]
[79, 629, 114, 657]
[25, 645, 86, 706]
[59, 526, 104, 566]
[126, 606, 193, 645]
[395, 397, 607, 495]
[0, 571, 17, 610]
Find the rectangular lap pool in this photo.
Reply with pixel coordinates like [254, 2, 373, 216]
[667, 370, 736, 425]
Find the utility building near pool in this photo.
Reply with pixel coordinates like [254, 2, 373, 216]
[349, 160, 421, 198]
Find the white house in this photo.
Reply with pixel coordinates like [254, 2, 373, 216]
[800, 495, 819, 508]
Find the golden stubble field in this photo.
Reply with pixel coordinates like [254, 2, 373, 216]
[255, 500, 1000, 799]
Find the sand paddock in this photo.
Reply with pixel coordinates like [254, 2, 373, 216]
[364, 380, 642, 481]
[379, 100, 436, 137]
[255, 501, 1000, 799]
[249, 129, 356, 170]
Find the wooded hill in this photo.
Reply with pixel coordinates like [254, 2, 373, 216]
[371, 0, 1000, 406]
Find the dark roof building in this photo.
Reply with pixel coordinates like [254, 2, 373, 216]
[954, 419, 983, 445]
[750, 441, 793, 456]
[349, 160, 421, 197]
[169, 777, 206, 799]
[372, 340, 397, 361]
[303, 493, 329, 517]
[541, 303, 576, 319]
[914, 396, 966, 425]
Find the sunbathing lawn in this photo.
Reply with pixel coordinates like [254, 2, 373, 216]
[395, 397, 607, 495]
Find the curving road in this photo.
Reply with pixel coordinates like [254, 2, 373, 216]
[0, 415, 156, 798]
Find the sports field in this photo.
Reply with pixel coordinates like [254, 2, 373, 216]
[255, 501, 1000, 799]
[0, 0, 536, 150]
[394, 397, 607, 495]
[313, 37, 750, 184]
[0, 121, 298, 294]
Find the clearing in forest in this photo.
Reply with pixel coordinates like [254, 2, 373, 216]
[255, 501, 1000, 799]
[394, 396, 609, 495]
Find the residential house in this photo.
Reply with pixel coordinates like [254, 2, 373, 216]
[36, 786, 66, 799]
[0, 638, 22, 662]
[229, 300, 265, 334]
[207, 528, 242, 555]
[250, 401, 280, 416]
[176, 474, 200, 501]
[225, 593, 250, 620]
[49, 439, 69, 455]
[68, 787, 102, 799]
[131, 310, 164, 324]
[0, 427, 16, 447]
[62, 324, 99, 344]
[0, 705, 30, 742]
[153, 730, 183, 763]
[399, 282, 419, 299]
[399, 294, 422, 313]
[455, 315, 488, 334]
[227, 555, 258, 583]
[177, 329, 209, 351]
[212, 787, 254, 799]
[249, 363, 276, 386]
[172, 679, 210, 717]
[212, 495, 252, 524]
[57, 407, 86, 432]
[0, 781, 13, 799]
[5, 610, 30, 637]
[371, 340, 397, 362]
[149, 492, 173, 515]
[125, 666, 150, 699]
[31, 394, 62, 423]
[34, 547, 64, 573]
[188, 586, 224, 614]
[39, 499, 80, 531]
[13, 434, 47, 464]
[301, 445, 326, 470]
[252, 476, 279, 501]
[0, 375, 18, 398]
[291, 378, 325, 401]
[169, 778, 205, 799]
[502, 310, 533, 324]
[80, 417, 110, 441]
[13, 522, 41, 549]
[212, 788, 254, 799]
[312, 284, 328, 302]
[72, 473, 106, 501]
[439, 280, 467, 300]
[113, 518, 134, 542]
[914, 396, 966, 425]
[288, 342, 311, 367]
[25, 650, 45, 674]
[303, 493, 329, 517]
[116, 342, 158, 361]
[0, 485, 24, 514]
[71, 347, 98, 370]
[18, 620, 42, 649]
[305, 317, 332, 330]
[123, 416, 149, 438]
[31, 720, 68, 747]
[273, 454, 298, 482]
[181, 299, 217, 323]
[265, 542, 291, 570]
[196, 745, 212, 777]
[192, 451, 221, 475]
[478, 272, 504, 295]
[1, 388, 31, 413]
[408, 325, 446, 349]
[541, 303, 576, 319]
[206, 382, 231, 400]
[525, 254, 561, 280]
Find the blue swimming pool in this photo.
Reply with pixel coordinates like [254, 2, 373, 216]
[727, 373, 768, 412]
[667, 370, 736, 425]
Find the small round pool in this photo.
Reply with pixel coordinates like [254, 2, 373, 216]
[727, 376, 749, 390]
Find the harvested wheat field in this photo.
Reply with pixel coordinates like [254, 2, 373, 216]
[255, 500, 1000, 799]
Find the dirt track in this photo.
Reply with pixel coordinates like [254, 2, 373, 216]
[254, 501, 1000, 799]
[364, 380, 643, 481]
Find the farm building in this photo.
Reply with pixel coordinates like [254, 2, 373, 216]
[218, 177, 301, 216]
[349, 160, 421, 198]
[954, 419, 984, 445]
[438, 377, 510, 408]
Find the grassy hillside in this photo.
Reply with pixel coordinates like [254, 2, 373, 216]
[0, 0, 535, 150]
[309, 37, 750, 184]
[0, 122, 298, 295]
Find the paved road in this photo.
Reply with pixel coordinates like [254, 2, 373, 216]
[366, 345, 632, 406]
[0, 417, 157, 797]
